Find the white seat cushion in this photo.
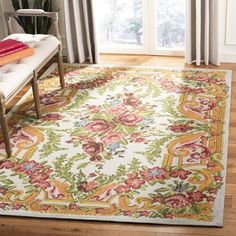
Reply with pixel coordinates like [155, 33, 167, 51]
[0, 64, 32, 99]
[0, 34, 60, 99]
[5, 34, 60, 70]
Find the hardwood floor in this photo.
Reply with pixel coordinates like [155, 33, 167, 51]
[1, 54, 236, 236]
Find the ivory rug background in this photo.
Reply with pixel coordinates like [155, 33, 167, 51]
[0, 64, 232, 226]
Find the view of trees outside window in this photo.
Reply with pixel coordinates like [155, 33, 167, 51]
[95, 0, 143, 49]
[156, 0, 185, 48]
[94, 0, 185, 52]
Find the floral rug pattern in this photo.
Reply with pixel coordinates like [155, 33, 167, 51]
[0, 65, 231, 226]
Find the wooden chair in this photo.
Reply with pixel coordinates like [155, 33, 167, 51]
[0, 9, 65, 158]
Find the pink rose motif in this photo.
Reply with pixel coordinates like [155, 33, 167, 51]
[40, 94, 59, 106]
[214, 175, 223, 181]
[43, 167, 53, 175]
[123, 210, 133, 217]
[125, 173, 145, 189]
[90, 155, 102, 162]
[123, 94, 141, 107]
[41, 113, 63, 121]
[187, 191, 205, 202]
[190, 88, 204, 94]
[86, 119, 112, 132]
[101, 132, 123, 144]
[88, 105, 100, 113]
[65, 70, 80, 77]
[0, 140, 7, 150]
[130, 133, 147, 143]
[95, 208, 106, 214]
[75, 82, 87, 89]
[164, 194, 191, 208]
[170, 169, 191, 180]
[108, 104, 126, 114]
[28, 167, 53, 190]
[86, 81, 96, 89]
[130, 133, 140, 139]
[69, 203, 78, 210]
[0, 160, 14, 169]
[78, 180, 98, 192]
[170, 124, 193, 133]
[14, 160, 41, 175]
[12, 203, 23, 210]
[114, 185, 130, 194]
[189, 74, 210, 82]
[206, 161, 216, 168]
[159, 79, 175, 90]
[206, 196, 215, 202]
[208, 188, 217, 194]
[141, 167, 167, 181]
[134, 137, 146, 143]
[82, 141, 104, 156]
[115, 113, 143, 126]
[153, 196, 163, 203]
[29, 172, 49, 184]
[0, 202, 8, 209]
[139, 211, 150, 217]
[89, 173, 97, 177]
[42, 205, 51, 211]
[0, 186, 7, 195]
[95, 78, 107, 86]
[164, 213, 174, 219]
[35, 181, 51, 190]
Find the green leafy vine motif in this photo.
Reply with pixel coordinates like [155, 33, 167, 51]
[137, 135, 174, 164]
[161, 96, 182, 118]
[40, 129, 66, 159]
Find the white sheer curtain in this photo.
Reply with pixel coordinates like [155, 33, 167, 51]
[63, 0, 99, 64]
[185, 0, 220, 66]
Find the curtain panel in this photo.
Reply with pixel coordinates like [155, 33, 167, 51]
[186, 0, 220, 66]
[64, 0, 98, 64]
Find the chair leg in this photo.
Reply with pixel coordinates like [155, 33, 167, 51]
[57, 50, 65, 89]
[31, 76, 41, 119]
[0, 97, 12, 158]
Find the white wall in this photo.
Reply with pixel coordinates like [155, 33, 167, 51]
[220, 0, 236, 63]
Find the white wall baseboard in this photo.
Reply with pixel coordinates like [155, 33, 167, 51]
[220, 53, 236, 63]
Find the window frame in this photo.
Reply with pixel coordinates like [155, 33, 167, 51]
[97, 0, 185, 56]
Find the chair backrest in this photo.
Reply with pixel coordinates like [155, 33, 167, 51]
[4, 9, 61, 41]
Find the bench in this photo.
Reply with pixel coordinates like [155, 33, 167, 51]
[0, 10, 65, 158]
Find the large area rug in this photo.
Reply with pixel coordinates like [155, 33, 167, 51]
[0, 64, 232, 226]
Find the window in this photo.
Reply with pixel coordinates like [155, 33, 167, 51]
[154, 0, 185, 55]
[94, 0, 186, 55]
[95, 0, 145, 53]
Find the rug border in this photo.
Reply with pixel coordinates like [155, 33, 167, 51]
[1, 64, 232, 227]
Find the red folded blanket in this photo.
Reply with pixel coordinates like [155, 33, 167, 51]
[0, 44, 29, 57]
[0, 39, 25, 52]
